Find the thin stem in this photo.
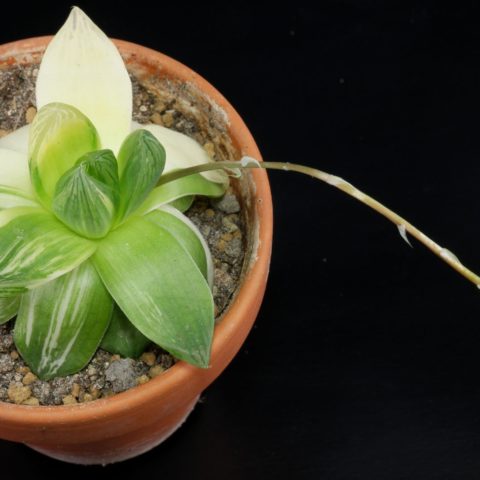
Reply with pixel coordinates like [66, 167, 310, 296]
[158, 159, 480, 287]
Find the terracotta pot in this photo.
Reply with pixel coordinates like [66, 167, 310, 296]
[0, 37, 273, 465]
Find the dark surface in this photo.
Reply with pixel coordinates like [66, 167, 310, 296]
[2, 1, 480, 478]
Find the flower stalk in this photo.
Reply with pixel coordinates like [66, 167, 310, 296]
[159, 158, 480, 288]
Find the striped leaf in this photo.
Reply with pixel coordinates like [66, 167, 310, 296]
[0, 207, 96, 290]
[116, 129, 166, 222]
[145, 205, 213, 287]
[0, 294, 20, 325]
[29, 102, 100, 206]
[93, 216, 214, 368]
[14, 260, 113, 380]
[101, 305, 151, 358]
[53, 149, 119, 238]
[36, 7, 132, 153]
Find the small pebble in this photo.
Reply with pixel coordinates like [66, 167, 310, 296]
[82, 393, 93, 403]
[31, 382, 51, 405]
[162, 112, 174, 127]
[22, 397, 40, 407]
[8, 383, 32, 404]
[212, 194, 241, 214]
[148, 365, 165, 378]
[71, 383, 81, 398]
[203, 142, 215, 158]
[62, 395, 77, 405]
[222, 216, 239, 233]
[154, 100, 166, 112]
[89, 386, 100, 399]
[140, 352, 156, 366]
[0, 354, 14, 373]
[22, 372, 37, 385]
[16, 366, 30, 374]
[137, 375, 150, 385]
[139, 105, 147, 112]
[150, 112, 163, 125]
[9, 351, 19, 360]
[25, 106, 36, 123]
[105, 358, 137, 393]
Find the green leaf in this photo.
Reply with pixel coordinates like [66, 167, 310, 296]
[36, 7, 132, 153]
[116, 129, 166, 222]
[53, 149, 119, 239]
[170, 195, 194, 212]
[29, 102, 100, 206]
[93, 216, 214, 368]
[101, 305, 151, 358]
[0, 186, 38, 210]
[132, 122, 229, 185]
[137, 173, 226, 216]
[0, 294, 20, 325]
[145, 205, 213, 287]
[14, 260, 113, 380]
[0, 207, 96, 290]
[0, 147, 33, 195]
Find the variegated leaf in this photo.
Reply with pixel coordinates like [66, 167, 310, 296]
[29, 102, 100, 206]
[93, 216, 214, 368]
[14, 260, 113, 379]
[0, 207, 96, 290]
[145, 205, 213, 287]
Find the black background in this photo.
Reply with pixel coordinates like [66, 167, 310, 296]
[2, 1, 480, 478]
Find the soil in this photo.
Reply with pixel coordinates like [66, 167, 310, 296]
[0, 64, 246, 406]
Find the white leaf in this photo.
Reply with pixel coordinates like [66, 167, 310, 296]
[36, 7, 132, 153]
[0, 147, 33, 195]
[0, 125, 30, 154]
[132, 121, 228, 185]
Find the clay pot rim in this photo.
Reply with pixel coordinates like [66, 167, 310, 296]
[0, 37, 273, 423]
